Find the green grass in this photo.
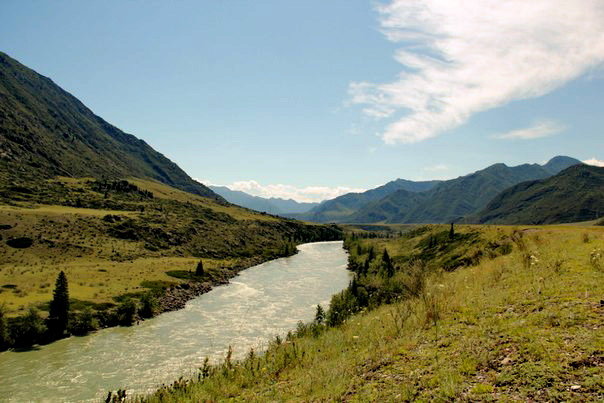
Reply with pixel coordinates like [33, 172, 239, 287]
[139, 224, 604, 402]
[0, 177, 340, 318]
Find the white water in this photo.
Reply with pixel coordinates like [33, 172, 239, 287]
[0, 241, 350, 402]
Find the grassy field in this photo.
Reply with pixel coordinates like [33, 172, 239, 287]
[0, 177, 339, 319]
[141, 224, 603, 401]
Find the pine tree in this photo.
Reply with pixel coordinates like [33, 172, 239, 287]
[48, 271, 69, 336]
[315, 304, 325, 324]
[195, 260, 204, 277]
[367, 246, 375, 262]
[382, 249, 395, 277]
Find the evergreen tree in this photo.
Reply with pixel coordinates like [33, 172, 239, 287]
[48, 271, 69, 336]
[449, 222, 455, 240]
[195, 260, 204, 277]
[314, 304, 325, 325]
[367, 246, 375, 262]
[356, 244, 363, 256]
[382, 249, 395, 277]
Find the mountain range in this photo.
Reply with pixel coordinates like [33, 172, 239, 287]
[286, 156, 581, 224]
[209, 185, 318, 215]
[470, 164, 604, 224]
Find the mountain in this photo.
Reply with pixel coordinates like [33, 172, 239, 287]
[348, 156, 582, 223]
[209, 185, 318, 215]
[0, 51, 220, 200]
[469, 164, 604, 224]
[294, 178, 441, 222]
[542, 155, 582, 175]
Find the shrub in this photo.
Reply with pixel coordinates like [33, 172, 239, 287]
[10, 308, 46, 348]
[139, 293, 158, 319]
[117, 299, 137, 326]
[0, 304, 11, 350]
[69, 307, 99, 336]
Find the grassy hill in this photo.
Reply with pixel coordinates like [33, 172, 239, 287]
[0, 177, 340, 347]
[0, 51, 219, 200]
[295, 179, 441, 223]
[140, 224, 604, 402]
[471, 164, 604, 224]
[348, 157, 581, 224]
[0, 53, 342, 349]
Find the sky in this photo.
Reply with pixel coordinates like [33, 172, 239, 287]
[1, 0, 604, 202]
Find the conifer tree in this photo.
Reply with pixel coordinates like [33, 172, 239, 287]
[367, 246, 375, 262]
[48, 271, 69, 336]
[382, 249, 395, 277]
[195, 260, 204, 277]
[315, 304, 325, 324]
[449, 222, 455, 240]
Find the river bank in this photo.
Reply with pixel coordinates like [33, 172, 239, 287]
[0, 241, 350, 402]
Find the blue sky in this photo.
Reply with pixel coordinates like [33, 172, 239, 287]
[2, 0, 604, 202]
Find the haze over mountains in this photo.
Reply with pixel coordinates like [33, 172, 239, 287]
[209, 185, 318, 215]
[285, 156, 583, 224]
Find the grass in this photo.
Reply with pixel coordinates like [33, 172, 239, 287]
[139, 224, 604, 402]
[0, 177, 341, 318]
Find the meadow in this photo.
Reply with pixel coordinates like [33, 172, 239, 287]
[140, 224, 603, 401]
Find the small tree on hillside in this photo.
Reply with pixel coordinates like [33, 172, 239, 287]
[382, 249, 394, 277]
[449, 223, 455, 240]
[48, 271, 69, 337]
[315, 304, 325, 325]
[195, 260, 205, 277]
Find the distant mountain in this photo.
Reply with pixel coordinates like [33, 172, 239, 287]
[0, 51, 221, 200]
[347, 156, 582, 224]
[469, 164, 604, 224]
[210, 185, 318, 215]
[293, 179, 442, 222]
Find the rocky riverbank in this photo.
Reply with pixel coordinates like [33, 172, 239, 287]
[157, 254, 290, 314]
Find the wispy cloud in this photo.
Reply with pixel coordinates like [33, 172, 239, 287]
[350, 0, 604, 144]
[583, 158, 604, 167]
[424, 163, 449, 172]
[493, 120, 565, 140]
[198, 179, 364, 203]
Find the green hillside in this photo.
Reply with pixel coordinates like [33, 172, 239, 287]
[471, 164, 604, 224]
[295, 178, 441, 223]
[0, 51, 219, 200]
[140, 224, 604, 401]
[0, 54, 342, 350]
[349, 158, 581, 224]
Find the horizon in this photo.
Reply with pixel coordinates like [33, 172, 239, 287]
[2, 1, 604, 202]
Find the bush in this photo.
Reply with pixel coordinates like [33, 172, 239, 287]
[117, 299, 137, 326]
[139, 293, 158, 319]
[10, 308, 46, 348]
[0, 304, 12, 350]
[69, 307, 99, 336]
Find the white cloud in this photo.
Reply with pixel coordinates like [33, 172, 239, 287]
[583, 158, 604, 167]
[493, 120, 565, 140]
[350, 0, 604, 144]
[198, 179, 364, 203]
[424, 163, 448, 172]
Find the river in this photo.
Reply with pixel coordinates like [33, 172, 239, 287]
[0, 241, 350, 402]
